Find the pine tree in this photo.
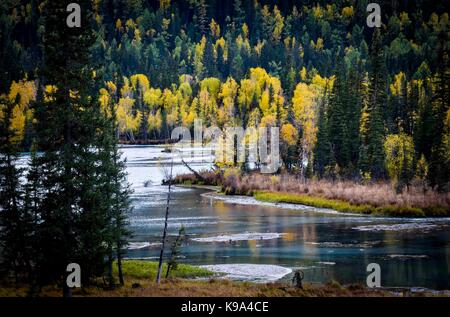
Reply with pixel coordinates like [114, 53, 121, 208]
[99, 96, 132, 288]
[34, 0, 105, 296]
[23, 140, 43, 292]
[314, 88, 332, 177]
[366, 28, 387, 180]
[231, 51, 244, 82]
[428, 30, 450, 191]
[358, 72, 371, 177]
[0, 97, 34, 283]
[328, 53, 350, 174]
[202, 38, 217, 79]
[194, 0, 208, 37]
[233, 0, 245, 28]
[413, 63, 434, 161]
[346, 62, 364, 172]
[216, 43, 227, 79]
[327, 51, 364, 177]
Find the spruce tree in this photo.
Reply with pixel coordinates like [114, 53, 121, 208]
[412, 63, 434, 174]
[202, 38, 217, 79]
[233, 0, 245, 28]
[34, 0, 105, 296]
[99, 96, 132, 288]
[23, 140, 43, 292]
[216, 44, 227, 79]
[328, 53, 350, 174]
[0, 97, 34, 283]
[346, 62, 364, 172]
[314, 81, 332, 177]
[428, 30, 450, 191]
[194, 0, 208, 37]
[358, 72, 371, 178]
[366, 28, 387, 180]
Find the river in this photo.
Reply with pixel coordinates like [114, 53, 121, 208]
[121, 145, 450, 290]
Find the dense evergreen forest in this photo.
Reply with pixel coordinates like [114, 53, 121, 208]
[0, 0, 449, 296]
[1, 0, 449, 189]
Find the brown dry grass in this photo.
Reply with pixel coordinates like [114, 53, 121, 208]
[0, 278, 411, 297]
[174, 171, 450, 216]
[239, 174, 450, 211]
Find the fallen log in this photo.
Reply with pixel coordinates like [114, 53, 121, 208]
[181, 159, 207, 183]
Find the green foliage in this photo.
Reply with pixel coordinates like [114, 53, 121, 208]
[32, 1, 106, 293]
[113, 260, 213, 280]
[98, 92, 133, 287]
[365, 28, 388, 180]
[428, 30, 450, 191]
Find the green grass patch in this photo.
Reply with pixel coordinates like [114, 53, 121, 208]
[253, 191, 432, 217]
[113, 260, 214, 279]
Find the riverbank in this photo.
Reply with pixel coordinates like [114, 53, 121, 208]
[252, 191, 448, 217]
[172, 171, 450, 217]
[1, 260, 447, 297]
[118, 139, 178, 145]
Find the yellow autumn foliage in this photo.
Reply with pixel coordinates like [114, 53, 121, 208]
[130, 74, 150, 93]
[342, 6, 354, 18]
[292, 82, 317, 155]
[219, 77, 238, 117]
[281, 123, 298, 146]
[0, 80, 36, 142]
[116, 97, 141, 133]
[384, 133, 414, 184]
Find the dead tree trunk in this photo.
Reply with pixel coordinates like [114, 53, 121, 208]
[181, 159, 206, 183]
[117, 252, 124, 285]
[156, 154, 174, 283]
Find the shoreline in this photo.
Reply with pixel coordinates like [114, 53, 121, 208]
[175, 183, 222, 192]
[200, 191, 361, 216]
[175, 184, 450, 218]
[118, 139, 178, 146]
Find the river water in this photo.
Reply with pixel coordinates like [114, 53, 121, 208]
[120, 145, 450, 290]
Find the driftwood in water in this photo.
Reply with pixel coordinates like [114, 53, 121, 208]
[181, 159, 207, 183]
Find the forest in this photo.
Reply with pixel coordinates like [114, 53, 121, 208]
[0, 0, 449, 296]
[2, 0, 449, 189]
